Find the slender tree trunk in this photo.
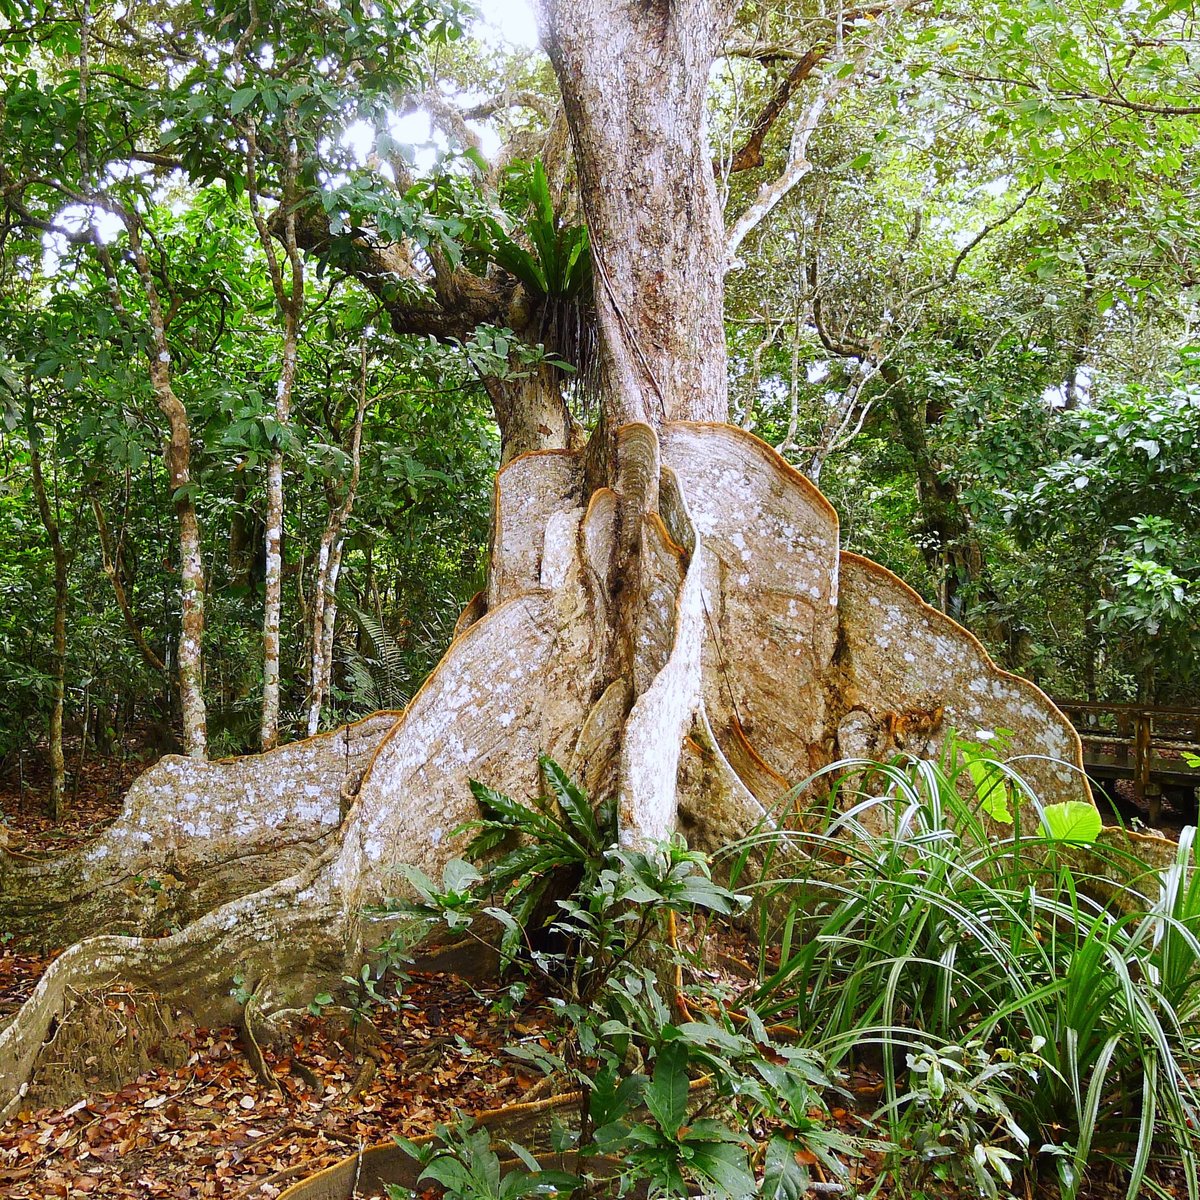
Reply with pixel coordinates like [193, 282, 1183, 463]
[91, 494, 166, 673]
[885, 370, 982, 617]
[1083, 598, 1099, 702]
[228, 478, 251, 589]
[28, 429, 68, 819]
[306, 340, 369, 735]
[250, 124, 304, 751]
[260, 349, 295, 750]
[128, 221, 208, 759]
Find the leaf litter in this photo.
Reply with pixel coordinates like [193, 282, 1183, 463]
[0, 970, 559, 1199]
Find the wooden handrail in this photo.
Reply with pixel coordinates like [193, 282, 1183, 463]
[1052, 699, 1200, 826]
[1054, 700, 1200, 719]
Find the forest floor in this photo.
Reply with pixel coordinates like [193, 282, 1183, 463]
[0, 967, 596, 1198]
[0, 947, 898, 1199]
[0, 739, 146, 855]
[0, 749, 1187, 1198]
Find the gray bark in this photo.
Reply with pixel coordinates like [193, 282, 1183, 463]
[539, 0, 735, 428]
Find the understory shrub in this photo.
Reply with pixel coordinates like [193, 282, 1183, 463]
[377, 755, 864, 1200]
[366, 743, 1200, 1200]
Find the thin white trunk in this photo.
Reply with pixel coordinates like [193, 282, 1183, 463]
[306, 340, 368, 736]
[260, 354, 294, 750]
[305, 536, 334, 737]
[774, 308, 805, 458]
[306, 539, 344, 736]
[250, 126, 303, 751]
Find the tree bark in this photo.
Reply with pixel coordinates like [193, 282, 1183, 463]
[250, 122, 303, 751]
[485, 363, 583, 465]
[540, 0, 733, 428]
[307, 340, 369, 736]
[27, 427, 69, 820]
[122, 218, 208, 758]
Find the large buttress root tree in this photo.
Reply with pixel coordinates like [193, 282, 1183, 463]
[0, 0, 1091, 1117]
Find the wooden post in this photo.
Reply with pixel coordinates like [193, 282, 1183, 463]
[1134, 709, 1153, 819]
[1115, 710, 1130, 768]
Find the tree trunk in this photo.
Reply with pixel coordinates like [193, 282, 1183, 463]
[260, 370, 293, 750]
[540, 0, 732, 428]
[0, 1, 1099, 1118]
[886, 374, 982, 618]
[28, 431, 68, 820]
[252, 123, 303, 752]
[228, 478, 252, 589]
[165, 408, 209, 760]
[128, 220, 208, 759]
[485, 362, 583, 465]
[307, 340, 369, 736]
[91, 493, 166, 673]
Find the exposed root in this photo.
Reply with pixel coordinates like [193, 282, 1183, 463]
[833, 553, 1091, 830]
[346, 1054, 377, 1101]
[241, 994, 284, 1096]
[0, 846, 352, 1122]
[0, 713, 397, 950]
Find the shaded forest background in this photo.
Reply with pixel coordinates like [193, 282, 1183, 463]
[1, 0, 1197, 803]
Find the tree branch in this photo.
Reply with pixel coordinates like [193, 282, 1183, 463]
[285, 203, 512, 342]
[904, 182, 1039, 302]
[933, 67, 1200, 116]
[724, 1, 912, 268]
[726, 46, 829, 174]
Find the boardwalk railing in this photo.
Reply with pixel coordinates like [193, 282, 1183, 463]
[1054, 700, 1200, 824]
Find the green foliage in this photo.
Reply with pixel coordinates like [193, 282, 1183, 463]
[882, 1040, 1037, 1198]
[476, 161, 592, 303]
[391, 1118, 580, 1200]
[1001, 380, 1200, 698]
[383, 760, 860, 1200]
[728, 754, 1200, 1199]
[376, 741, 1200, 1199]
[0, 0, 495, 769]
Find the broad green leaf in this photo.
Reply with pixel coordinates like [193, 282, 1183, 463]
[230, 87, 257, 115]
[1041, 801, 1102, 843]
[539, 755, 598, 846]
[645, 1040, 689, 1136]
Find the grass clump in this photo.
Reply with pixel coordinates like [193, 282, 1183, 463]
[727, 736, 1200, 1198]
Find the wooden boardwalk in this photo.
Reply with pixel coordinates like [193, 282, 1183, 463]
[1055, 700, 1200, 825]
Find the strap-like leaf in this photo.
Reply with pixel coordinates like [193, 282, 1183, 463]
[540, 754, 598, 847]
